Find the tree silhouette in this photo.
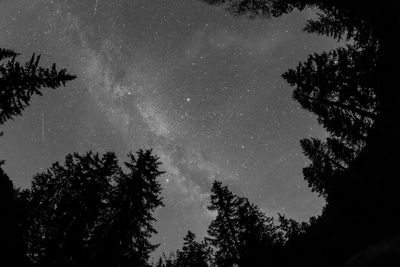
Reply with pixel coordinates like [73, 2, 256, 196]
[199, 0, 307, 19]
[235, 198, 283, 266]
[21, 150, 164, 267]
[0, 162, 33, 267]
[299, 137, 357, 197]
[199, 0, 400, 266]
[283, 45, 378, 143]
[207, 181, 282, 266]
[207, 181, 241, 266]
[166, 231, 211, 267]
[0, 48, 76, 125]
[105, 149, 165, 266]
[0, 47, 75, 266]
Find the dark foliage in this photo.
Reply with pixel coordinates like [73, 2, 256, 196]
[0, 48, 75, 266]
[199, 0, 307, 18]
[160, 231, 211, 267]
[20, 150, 164, 267]
[0, 163, 32, 267]
[0, 48, 76, 125]
[207, 181, 283, 266]
[2, 0, 400, 266]
[197, 0, 400, 266]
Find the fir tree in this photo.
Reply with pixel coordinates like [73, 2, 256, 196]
[22, 150, 164, 267]
[0, 162, 33, 266]
[207, 181, 241, 266]
[0, 47, 75, 266]
[207, 181, 282, 266]
[0, 48, 76, 125]
[174, 231, 210, 267]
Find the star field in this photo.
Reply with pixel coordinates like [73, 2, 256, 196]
[0, 0, 339, 258]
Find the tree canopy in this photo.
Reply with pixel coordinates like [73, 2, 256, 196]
[207, 181, 283, 266]
[20, 150, 164, 267]
[0, 48, 76, 125]
[198, 0, 400, 266]
[2, 0, 400, 266]
[0, 47, 75, 267]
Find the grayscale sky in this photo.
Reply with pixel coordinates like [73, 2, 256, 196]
[0, 0, 339, 259]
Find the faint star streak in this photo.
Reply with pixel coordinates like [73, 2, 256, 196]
[42, 111, 45, 145]
[93, 0, 99, 16]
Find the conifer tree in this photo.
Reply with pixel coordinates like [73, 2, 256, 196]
[200, 0, 400, 265]
[0, 47, 75, 266]
[299, 137, 358, 197]
[174, 231, 210, 267]
[0, 162, 33, 266]
[107, 149, 165, 266]
[202, 0, 380, 203]
[283, 45, 378, 145]
[207, 181, 282, 266]
[22, 150, 164, 267]
[235, 198, 282, 266]
[207, 181, 241, 266]
[0, 48, 76, 125]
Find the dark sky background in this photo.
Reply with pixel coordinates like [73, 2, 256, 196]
[0, 0, 340, 260]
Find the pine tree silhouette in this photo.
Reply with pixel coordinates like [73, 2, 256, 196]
[0, 48, 75, 266]
[0, 162, 33, 267]
[207, 181, 282, 267]
[172, 231, 210, 267]
[207, 181, 242, 266]
[199, 0, 400, 266]
[0, 48, 76, 125]
[21, 150, 164, 267]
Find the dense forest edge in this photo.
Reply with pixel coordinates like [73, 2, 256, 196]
[1, 0, 400, 266]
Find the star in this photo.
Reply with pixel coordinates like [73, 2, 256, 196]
[0, 0, 334, 259]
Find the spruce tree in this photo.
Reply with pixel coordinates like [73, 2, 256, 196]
[0, 47, 75, 266]
[0, 48, 76, 124]
[109, 149, 165, 266]
[200, 0, 400, 265]
[207, 181, 282, 266]
[0, 162, 33, 266]
[207, 181, 241, 266]
[174, 231, 210, 267]
[22, 150, 164, 267]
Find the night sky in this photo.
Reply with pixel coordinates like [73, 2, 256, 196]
[0, 0, 340, 259]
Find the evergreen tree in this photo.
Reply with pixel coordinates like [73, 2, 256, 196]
[299, 137, 358, 197]
[0, 48, 76, 125]
[207, 181, 241, 266]
[174, 231, 210, 267]
[0, 47, 75, 266]
[106, 149, 165, 266]
[22, 150, 164, 267]
[0, 162, 32, 266]
[278, 214, 308, 243]
[283, 45, 379, 145]
[201, 0, 400, 265]
[207, 181, 282, 266]
[235, 199, 282, 266]
[202, 0, 380, 203]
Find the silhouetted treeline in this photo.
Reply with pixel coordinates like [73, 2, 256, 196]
[196, 0, 400, 266]
[0, 48, 76, 125]
[18, 150, 164, 266]
[2, 0, 400, 266]
[0, 48, 75, 267]
[156, 181, 295, 267]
